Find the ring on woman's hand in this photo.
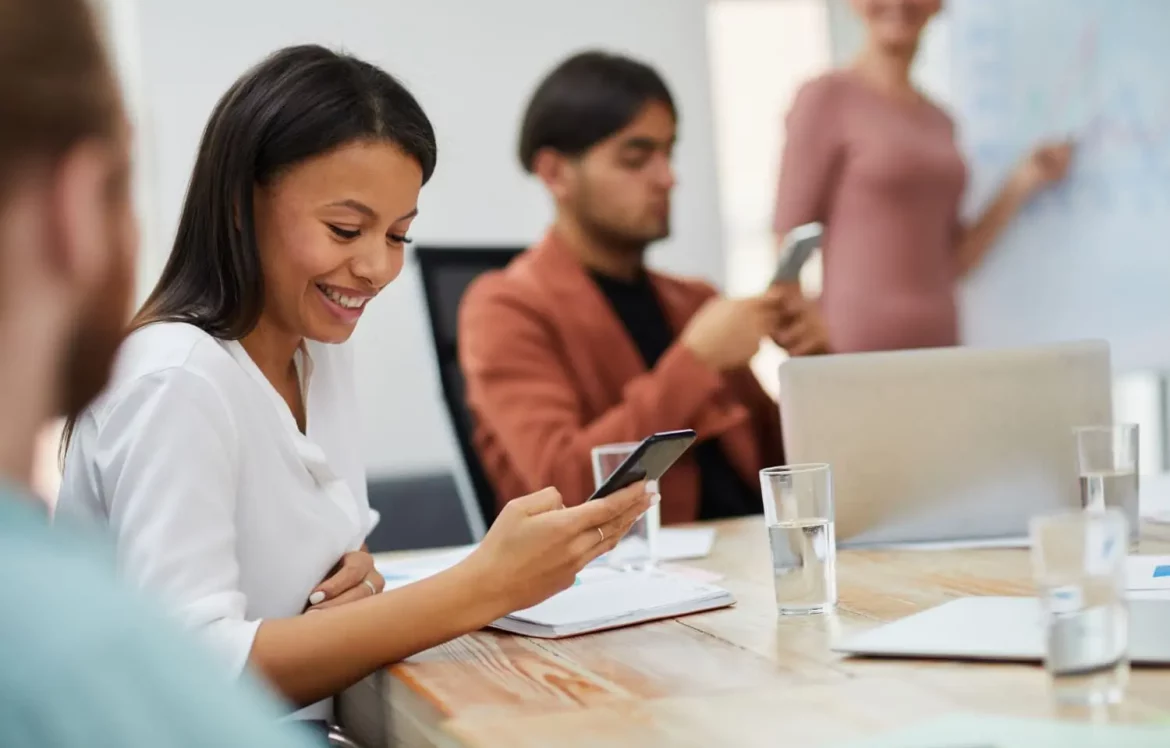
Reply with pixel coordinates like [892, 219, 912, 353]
[597, 526, 605, 543]
[362, 578, 378, 596]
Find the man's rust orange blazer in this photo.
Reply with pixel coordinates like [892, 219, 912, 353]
[458, 231, 784, 524]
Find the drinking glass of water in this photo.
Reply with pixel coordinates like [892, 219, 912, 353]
[1075, 424, 1139, 545]
[1030, 508, 1129, 706]
[592, 442, 658, 571]
[760, 464, 836, 615]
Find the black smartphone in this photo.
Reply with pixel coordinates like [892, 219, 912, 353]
[587, 430, 698, 501]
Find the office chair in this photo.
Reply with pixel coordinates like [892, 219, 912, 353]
[414, 245, 524, 534]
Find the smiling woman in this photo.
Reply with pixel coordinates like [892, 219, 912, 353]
[54, 44, 655, 728]
[127, 47, 435, 346]
[250, 140, 421, 342]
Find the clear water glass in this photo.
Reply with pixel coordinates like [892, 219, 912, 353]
[1075, 424, 1140, 546]
[1030, 508, 1129, 706]
[591, 442, 658, 571]
[760, 464, 836, 615]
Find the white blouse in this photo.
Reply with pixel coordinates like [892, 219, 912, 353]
[57, 322, 372, 720]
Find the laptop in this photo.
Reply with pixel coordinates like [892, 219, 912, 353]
[833, 596, 1170, 665]
[778, 341, 1113, 548]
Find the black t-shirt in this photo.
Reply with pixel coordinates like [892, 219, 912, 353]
[590, 271, 761, 519]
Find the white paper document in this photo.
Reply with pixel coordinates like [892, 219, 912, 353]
[375, 540, 734, 638]
[1126, 555, 1170, 591]
[375, 545, 475, 590]
[375, 528, 719, 591]
[493, 572, 734, 638]
[656, 527, 716, 560]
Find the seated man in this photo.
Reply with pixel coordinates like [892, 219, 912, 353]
[459, 51, 826, 523]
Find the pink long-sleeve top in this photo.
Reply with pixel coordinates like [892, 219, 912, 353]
[773, 70, 969, 353]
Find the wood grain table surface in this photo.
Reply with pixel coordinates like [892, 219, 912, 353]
[342, 518, 1170, 748]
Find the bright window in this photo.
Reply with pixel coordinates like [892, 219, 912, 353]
[706, 0, 832, 396]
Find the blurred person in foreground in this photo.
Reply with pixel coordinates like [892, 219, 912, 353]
[460, 51, 812, 523]
[772, 0, 1072, 353]
[0, 0, 322, 745]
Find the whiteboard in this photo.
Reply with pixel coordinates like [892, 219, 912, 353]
[951, 0, 1170, 373]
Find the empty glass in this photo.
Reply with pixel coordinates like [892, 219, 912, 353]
[760, 464, 836, 615]
[591, 442, 658, 571]
[1075, 424, 1139, 546]
[1031, 508, 1129, 706]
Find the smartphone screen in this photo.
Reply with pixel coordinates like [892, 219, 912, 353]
[588, 430, 697, 501]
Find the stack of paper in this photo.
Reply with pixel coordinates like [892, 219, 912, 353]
[1127, 555, 1170, 600]
[374, 529, 732, 638]
[491, 572, 734, 639]
[376, 546, 475, 591]
[656, 527, 716, 560]
[375, 527, 719, 591]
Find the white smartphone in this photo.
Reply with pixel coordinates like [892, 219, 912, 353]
[771, 222, 823, 285]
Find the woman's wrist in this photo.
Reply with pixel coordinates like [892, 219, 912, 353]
[447, 551, 514, 625]
[1006, 167, 1039, 203]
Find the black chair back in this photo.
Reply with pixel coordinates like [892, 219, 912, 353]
[414, 246, 524, 528]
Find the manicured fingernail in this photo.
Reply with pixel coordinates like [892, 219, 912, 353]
[308, 590, 326, 605]
[645, 479, 659, 495]
[651, 493, 661, 506]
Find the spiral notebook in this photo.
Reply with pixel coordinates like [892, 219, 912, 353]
[488, 572, 735, 639]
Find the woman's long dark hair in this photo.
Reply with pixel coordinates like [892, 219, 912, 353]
[62, 44, 437, 459]
[141, 43, 436, 337]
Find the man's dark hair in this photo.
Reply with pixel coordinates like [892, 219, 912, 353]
[518, 50, 676, 173]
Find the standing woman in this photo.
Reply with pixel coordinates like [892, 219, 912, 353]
[772, 0, 1073, 354]
[56, 45, 652, 725]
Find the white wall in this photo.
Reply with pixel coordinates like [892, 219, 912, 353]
[707, 0, 833, 397]
[116, 0, 724, 478]
[708, 0, 832, 297]
[824, 0, 952, 106]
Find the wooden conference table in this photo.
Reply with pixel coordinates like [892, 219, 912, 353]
[343, 518, 1170, 748]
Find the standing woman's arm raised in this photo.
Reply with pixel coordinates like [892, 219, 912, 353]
[956, 141, 1074, 276]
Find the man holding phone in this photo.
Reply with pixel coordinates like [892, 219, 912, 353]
[460, 51, 822, 523]
[771, 223, 831, 357]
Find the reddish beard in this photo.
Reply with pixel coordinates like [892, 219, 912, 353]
[60, 242, 131, 419]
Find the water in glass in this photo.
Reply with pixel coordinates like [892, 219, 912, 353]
[1038, 577, 1129, 705]
[768, 517, 836, 615]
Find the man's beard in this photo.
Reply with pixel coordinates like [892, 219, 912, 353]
[61, 250, 131, 419]
[574, 189, 670, 258]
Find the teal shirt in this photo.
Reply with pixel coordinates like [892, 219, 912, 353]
[0, 487, 321, 748]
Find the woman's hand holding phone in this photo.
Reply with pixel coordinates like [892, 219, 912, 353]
[463, 482, 658, 614]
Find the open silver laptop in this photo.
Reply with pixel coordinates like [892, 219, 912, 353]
[778, 341, 1113, 548]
